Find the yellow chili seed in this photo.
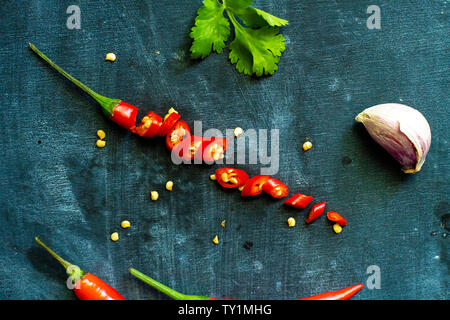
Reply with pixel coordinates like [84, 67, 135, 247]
[150, 191, 159, 201]
[210, 174, 217, 181]
[105, 52, 116, 62]
[96, 140, 106, 148]
[333, 223, 343, 234]
[238, 186, 244, 191]
[212, 235, 219, 245]
[166, 181, 174, 191]
[287, 217, 296, 228]
[97, 130, 106, 140]
[234, 127, 244, 137]
[303, 141, 312, 151]
[221, 220, 226, 228]
[110, 232, 119, 241]
[121, 220, 131, 229]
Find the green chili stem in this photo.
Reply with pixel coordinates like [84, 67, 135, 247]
[35, 236, 84, 277]
[129, 268, 211, 300]
[28, 43, 119, 116]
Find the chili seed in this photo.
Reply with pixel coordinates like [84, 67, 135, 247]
[110, 232, 119, 241]
[121, 220, 131, 229]
[303, 141, 312, 151]
[105, 53, 116, 62]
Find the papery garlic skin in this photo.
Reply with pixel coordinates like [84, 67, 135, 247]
[355, 103, 431, 173]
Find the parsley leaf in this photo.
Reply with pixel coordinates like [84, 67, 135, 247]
[189, 0, 230, 59]
[189, 0, 289, 76]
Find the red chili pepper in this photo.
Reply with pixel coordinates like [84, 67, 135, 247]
[241, 175, 271, 197]
[29, 43, 138, 131]
[157, 112, 181, 137]
[165, 120, 191, 150]
[133, 111, 163, 138]
[305, 202, 326, 223]
[283, 194, 314, 209]
[327, 211, 347, 226]
[202, 137, 228, 162]
[35, 237, 125, 300]
[261, 178, 289, 199]
[215, 168, 249, 188]
[296, 284, 364, 300]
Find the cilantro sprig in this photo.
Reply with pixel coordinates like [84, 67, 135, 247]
[189, 0, 289, 76]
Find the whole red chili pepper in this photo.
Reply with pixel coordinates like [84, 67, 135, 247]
[29, 43, 138, 131]
[283, 194, 314, 209]
[305, 202, 326, 223]
[327, 211, 347, 226]
[130, 268, 363, 300]
[296, 284, 364, 300]
[35, 237, 125, 300]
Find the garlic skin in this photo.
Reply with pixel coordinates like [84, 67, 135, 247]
[355, 103, 431, 173]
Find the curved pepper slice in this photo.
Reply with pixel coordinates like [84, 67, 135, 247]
[305, 202, 326, 223]
[157, 112, 181, 137]
[261, 178, 289, 199]
[133, 111, 163, 138]
[241, 175, 270, 197]
[110, 101, 139, 130]
[283, 194, 314, 209]
[166, 120, 191, 150]
[327, 211, 347, 226]
[202, 137, 228, 163]
[172, 135, 204, 161]
[215, 168, 249, 189]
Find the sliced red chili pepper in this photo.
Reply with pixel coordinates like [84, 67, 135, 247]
[165, 120, 191, 150]
[241, 175, 270, 197]
[327, 211, 347, 226]
[305, 202, 326, 223]
[110, 101, 139, 130]
[297, 284, 364, 300]
[261, 178, 289, 199]
[133, 111, 163, 138]
[202, 137, 228, 163]
[283, 194, 314, 209]
[172, 135, 204, 161]
[215, 168, 249, 189]
[157, 112, 181, 137]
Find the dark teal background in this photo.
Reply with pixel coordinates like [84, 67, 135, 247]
[0, 0, 448, 299]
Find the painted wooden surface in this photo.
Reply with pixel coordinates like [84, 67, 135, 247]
[0, 0, 448, 299]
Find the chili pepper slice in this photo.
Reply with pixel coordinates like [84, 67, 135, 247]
[202, 137, 228, 163]
[283, 194, 314, 209]
[296, 284, 364, 300]
[29, 43, 138, 131]
[305, 202, 326, 223]
[172, 135, 204, 161]
[241, 175, 271, 197]
[35, 237, 125, 300]
[261, 178, 289, 199]
[165, 120, 191, 150]
[215, 168, 249, 189]
[133, 111, 163, 138]
[327, 211, 347, 226]
[157, 112, 181, 137]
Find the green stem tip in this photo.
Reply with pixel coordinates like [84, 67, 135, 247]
[28, 43, 120, 116]
[129, 268, 210, 300]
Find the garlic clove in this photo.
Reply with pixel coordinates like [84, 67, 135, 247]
[355, 103, 431, 173]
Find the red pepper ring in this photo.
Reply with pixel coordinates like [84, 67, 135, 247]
[283, 194, 314, 209]
[202, 137, 228, 163]
[132, 111, 163, 138]
[110, 101, 139, 130]
[305, 202, 326, 223]
[327, 211, 347, 226]
[157, 112, 181, 137]
[215, 168, 249, 189]
[171, 135, 204, 162]
[261, 178, 289, 199]
[165, 120, 191, 150]
[241, 175, 271, 197]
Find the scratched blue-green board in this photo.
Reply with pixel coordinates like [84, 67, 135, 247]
[0, 0, 448, 300]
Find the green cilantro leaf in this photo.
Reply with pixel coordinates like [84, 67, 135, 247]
[189, 0, 289, 76]
[229, 23, 285, 76]
[189, 0, 231, 59]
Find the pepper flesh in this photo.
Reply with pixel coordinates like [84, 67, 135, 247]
[241, 175, 271, 197]
[133, 111, 163, 138]
[166, 120, 191, 150]
[35, 237, 125, 300]
[283, 194, 314, 209]
[327, 211, 347, 226]
[261, 178, 289, 199]
[296, 284, 364, 300]
[215, 168, 249, 189]
[305, 202, 326, 223]
[29, 43, 138, 130]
